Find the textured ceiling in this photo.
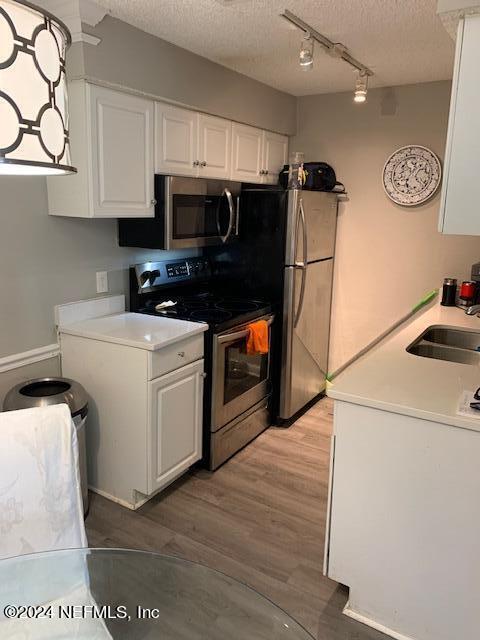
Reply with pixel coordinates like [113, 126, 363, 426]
[93, 0, 455, 96]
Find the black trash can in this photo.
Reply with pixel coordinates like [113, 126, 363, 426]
[2, 377, 89, 516]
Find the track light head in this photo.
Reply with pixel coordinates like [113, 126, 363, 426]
[299, 32, 314, 70]
[354, 70, 368, 103]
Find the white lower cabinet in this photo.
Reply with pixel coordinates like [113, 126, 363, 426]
[60, 331, 204, 510]
[326, 400, 480, 640]
[148, 360, 203, 494]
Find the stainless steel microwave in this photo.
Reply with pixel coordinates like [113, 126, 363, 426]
[118, 175, 241, 250]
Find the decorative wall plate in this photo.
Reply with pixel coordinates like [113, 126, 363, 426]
[382, 145, 442, 206]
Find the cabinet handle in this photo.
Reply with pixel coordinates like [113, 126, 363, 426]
[151, 198, 157, 205]
[265, 170, 269, 175]
[193, 160, 200, 166]
[259, 170, 264, 175]
[201, 372, 207, 379]
[200, 161, 207, 167]
[177, 351, 185, 357]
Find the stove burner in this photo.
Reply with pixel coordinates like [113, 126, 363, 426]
[190, 309, 233, 323]
[180, 301, 209, 310]
[215, 300, 260, 313]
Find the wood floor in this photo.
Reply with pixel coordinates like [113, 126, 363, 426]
[86, 397, 387, 639]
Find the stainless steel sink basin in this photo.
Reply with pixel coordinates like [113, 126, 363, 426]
[406, 326, 480, 365]
[420, 327, 480, 351]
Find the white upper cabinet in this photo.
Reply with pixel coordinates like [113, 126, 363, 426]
[231, 123, 288, 184]
[198, 114, 231, 179]
[47, 82, 155, 218]
[439, 15, 480, 235]
[155, 106, 231, 179]
[155, 104, 197, 176]
[231, 123, 264, 182]
[48, 84, 289, 218]
[91, 86, 155, 217]
[263, 130, 288, 185]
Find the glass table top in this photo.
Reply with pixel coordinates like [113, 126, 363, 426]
[0, 548, 314, 639]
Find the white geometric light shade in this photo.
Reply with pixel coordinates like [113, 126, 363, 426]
[0, 0, 76, 175]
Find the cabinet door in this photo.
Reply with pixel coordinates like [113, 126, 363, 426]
[89, 85, 154, 218]
[263, 131, 288, 185]
[155, 103, 198, 177]
[439, 15, 480, 235]
[147, 360, 203, 494]
[231, 123, 263, 182]
[198, 114, 231, 179]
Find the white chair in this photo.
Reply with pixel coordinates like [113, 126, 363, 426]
[0, 405, 112, 639]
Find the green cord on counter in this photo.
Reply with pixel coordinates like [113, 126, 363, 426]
[411, 288, 439, 314]
[326, 288, 439, 383]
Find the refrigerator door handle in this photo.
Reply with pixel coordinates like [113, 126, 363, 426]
[293, 199, 308, 328]
[294, 263, 307, 328]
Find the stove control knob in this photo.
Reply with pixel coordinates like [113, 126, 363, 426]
[140, 270, 152, 286]
[149, 269, 160, 285]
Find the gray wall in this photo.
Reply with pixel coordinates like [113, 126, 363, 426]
[77, 16, 297, 135]
[292, 81, 480, 373]
[0, 177, 193, 358]
[0, 358, 60, 407]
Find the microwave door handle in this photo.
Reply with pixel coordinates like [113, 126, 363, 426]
[218, 188, 235, 244]
[217, 315, 274, 344]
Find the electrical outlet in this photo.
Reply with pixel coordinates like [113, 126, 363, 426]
[96, 271, 108, 294]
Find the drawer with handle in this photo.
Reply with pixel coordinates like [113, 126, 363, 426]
[148, 334, 204, 380]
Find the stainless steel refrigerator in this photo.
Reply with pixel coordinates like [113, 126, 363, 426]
[226, 186, 338, 422]
[280, 189, 337, 420]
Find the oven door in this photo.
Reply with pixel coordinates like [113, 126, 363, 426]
[211, 314, 274, 432]
[167, 190, 237, 249]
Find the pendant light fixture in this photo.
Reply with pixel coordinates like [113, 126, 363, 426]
[0, 0, 76, 175]
[354, 70, 368, 103]
[299, 32, 314, 70]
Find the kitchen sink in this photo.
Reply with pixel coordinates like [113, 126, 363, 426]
[407, 326, 480, 365]
[420, 327, 480, 351]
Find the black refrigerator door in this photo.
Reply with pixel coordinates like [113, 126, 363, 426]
[235, 188, 288, 303]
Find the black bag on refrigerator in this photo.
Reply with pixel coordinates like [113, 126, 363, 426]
[278, 162, 345, 192]
[303, 162, 344, 191]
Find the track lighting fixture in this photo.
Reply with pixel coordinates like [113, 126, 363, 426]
[282, 9, 374, 96]
[299, 33, 314, 70]
[354, 71, 368, 103]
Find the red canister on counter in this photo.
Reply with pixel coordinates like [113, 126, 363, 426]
[460, 280, 476, 306]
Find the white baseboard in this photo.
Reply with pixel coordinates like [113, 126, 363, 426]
[0, 344, 60, 374]
[343, 602, 416, 640]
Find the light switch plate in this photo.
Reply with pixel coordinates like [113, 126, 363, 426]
[96, 271, 109, 294]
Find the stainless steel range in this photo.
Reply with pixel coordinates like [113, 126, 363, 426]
[129, 257, 274, 470]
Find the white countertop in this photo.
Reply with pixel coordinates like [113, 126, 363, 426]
[327, 301, 480, 433]
[59, 312, 208, 351]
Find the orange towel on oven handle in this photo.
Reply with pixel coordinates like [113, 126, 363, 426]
[246, 320, 269, 355]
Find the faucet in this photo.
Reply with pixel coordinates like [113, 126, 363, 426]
[465, 304, 480, 315]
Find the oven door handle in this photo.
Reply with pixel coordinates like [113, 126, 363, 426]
[216, 188, 236, 244]
[217, 315, 274, 344]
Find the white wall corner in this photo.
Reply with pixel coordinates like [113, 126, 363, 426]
[437, 1, 480, 39]
[36, 0, 109, 45]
